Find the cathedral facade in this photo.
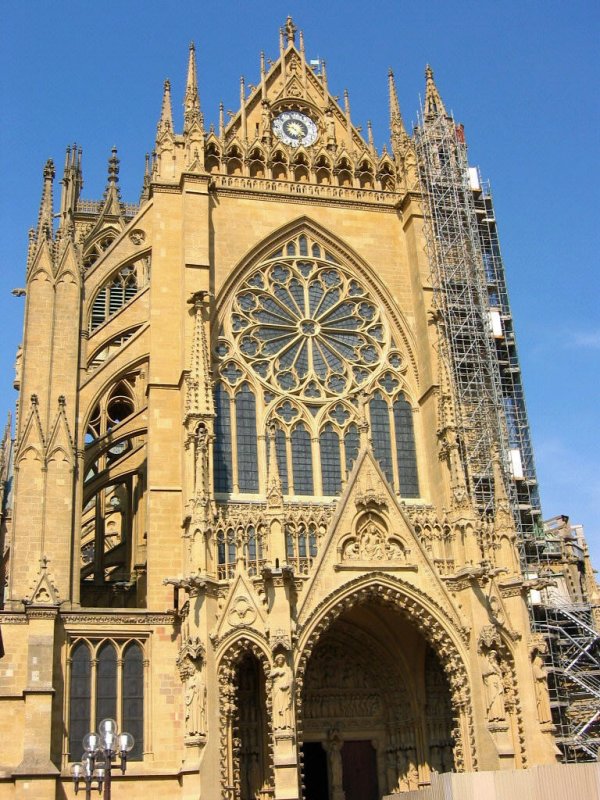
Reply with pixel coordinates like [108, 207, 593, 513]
[0, 17, 567, 800]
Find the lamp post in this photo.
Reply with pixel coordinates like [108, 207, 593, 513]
[71, 718, 134, 799]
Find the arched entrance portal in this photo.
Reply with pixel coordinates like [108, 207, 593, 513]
[300, 603, 455, 799]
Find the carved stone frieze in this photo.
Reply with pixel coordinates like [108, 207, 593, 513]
[61, 612, 176, 626]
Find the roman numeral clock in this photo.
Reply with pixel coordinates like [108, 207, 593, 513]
[272, 110, 319, 148]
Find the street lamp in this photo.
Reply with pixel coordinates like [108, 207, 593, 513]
[71, 718, 134, 799]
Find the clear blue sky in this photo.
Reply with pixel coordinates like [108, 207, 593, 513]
[1, 1, 598, 564]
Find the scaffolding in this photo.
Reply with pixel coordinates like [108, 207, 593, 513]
[414, 104, 600, 762]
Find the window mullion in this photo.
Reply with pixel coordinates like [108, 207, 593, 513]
[285, 432, 293, 495]
[312, 434, 322, 495]
[388, 400, 401, 493]
[90, 656, 98, 731]
[116, 652, 124, 730]
[230, 395, 239, 493]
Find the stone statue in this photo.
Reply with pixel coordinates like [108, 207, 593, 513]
[326, 733, 344, 797]
[260, 101, 272, 143]
[482, 649, 506, 722]
[185, 672, 200, 734]
[271, 653, 293, 729]
[325, 106, 336, 147]
[532, 652, 552, 724]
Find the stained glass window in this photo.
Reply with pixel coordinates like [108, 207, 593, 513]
[69, 642, 91, 759]
[123, 642, 144, 761]
[214, 384, 233, 493]
[320, 424, 342, 495]
[393, 395, 420, 498]
[231, 256, 387, 401]
[96, 642, 117, 723]
[291, 423, 313, 495]
[236, 383, 259, 492]
[68, 639, 145, 763]
[370, 393, 394, 485]
[213, 233, 419, 503]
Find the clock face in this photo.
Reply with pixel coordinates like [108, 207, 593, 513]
[272, 111, 318, 148]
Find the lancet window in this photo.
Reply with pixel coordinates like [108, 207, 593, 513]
[89, 254, 150, 331]
[67, 638, 145, 763]
[213, 232, 421, 500]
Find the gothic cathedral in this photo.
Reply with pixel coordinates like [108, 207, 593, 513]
[1, 16, 578, 800]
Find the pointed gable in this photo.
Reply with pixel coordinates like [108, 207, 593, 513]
[297, 447, 465, 632]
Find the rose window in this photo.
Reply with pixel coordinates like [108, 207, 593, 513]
[230, 255, 388, 400]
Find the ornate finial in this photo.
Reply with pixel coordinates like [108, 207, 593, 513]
[184, 40, 203, 134]
[139, 153, 151, 198]
[367, 120, 376, 155]
[219, 101, 225, 140]
[343, 89, 351, 116]
[36, 159, 55, 241]
[388, 68, 408, 156]
[343, 89, 353, 147]
[424, 63, 447, 120]
[284, 15, 297, 45]
[43, 159, 55, 181]
[320, 59, 329, 106]
[107, 146, 119, 184]
[157, 78, 174, 139]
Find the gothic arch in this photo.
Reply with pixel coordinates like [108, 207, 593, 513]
[217, 635, 275, 800]
[215, 216, 419, 388]
[295, 573, 476, 771]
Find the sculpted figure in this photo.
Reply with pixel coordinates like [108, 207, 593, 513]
[261, 101, 272, 143]
[185, 672, 200, 734]
[194, 425, 209, 497]
[271, 653, 293, 729]
[532, 652, 552, 724]
[325, 106, 336, 147]
[482, 649, 506, 722]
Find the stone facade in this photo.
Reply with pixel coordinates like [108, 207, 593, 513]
[0, 17, 572, 800]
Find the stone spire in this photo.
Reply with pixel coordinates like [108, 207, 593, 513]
[107, 146, 119, 186]
[59, 144, 82, 225]
[321, 60, 329, 106]
[36, 159, 55, 241]
[343, 89, 353, 148]
[140, 153, 151, 203]
[184, 41, 203, 135]
[367, 120, 376, 157]
[100, 147, 123, 216]
[388, 68, 409, 156]
[424, 64, 448, 120]
[185, 291, 214, 419]
[157, 78, 174, 140]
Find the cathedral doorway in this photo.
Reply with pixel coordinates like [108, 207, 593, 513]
[299, 601, 455, 798]
[235, 653, 270, 800]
